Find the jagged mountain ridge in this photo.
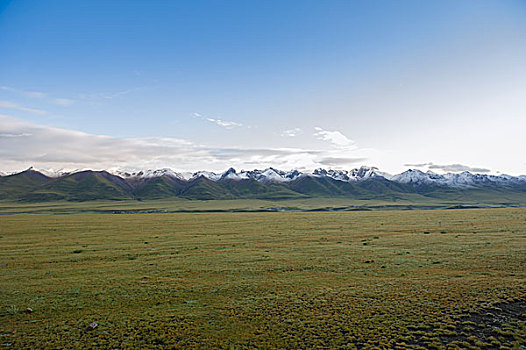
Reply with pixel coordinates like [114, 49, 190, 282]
[8, 166, 525, 187]
[112, 166, 524, 188]
[0, 166, 525, 202]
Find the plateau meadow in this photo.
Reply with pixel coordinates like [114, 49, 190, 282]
[1, 208, 525, 348]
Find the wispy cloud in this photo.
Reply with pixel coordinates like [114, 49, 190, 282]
[0, 101, 47, 115]
[79, 88, 138, 102]
[280, 128, 303, 137]
[52, 98, 75, 106]
[0, 86, 46, 98]
[429, 163, 490, 173]
[404, 162, 433, 167]
[1, 86, 75, 106]
[194, 113, 243, 129]
[404, 162, 490, 173]
[207, 118, 243, 128]
[313, 127, 355, 149]
[0, 114, 370, 172]
[99, 89, 135, 99]
[0, 132, 32, 138]
[318, 157, 367, 166]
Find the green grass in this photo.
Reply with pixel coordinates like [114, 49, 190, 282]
[0, 208, 525, 348]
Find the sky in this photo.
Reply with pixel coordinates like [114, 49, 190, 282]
[1, 0, 525, 175]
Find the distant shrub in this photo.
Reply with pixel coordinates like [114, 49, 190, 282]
[72, 249, 83, 254]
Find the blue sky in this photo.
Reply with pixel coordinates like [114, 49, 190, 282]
[1, 0, 525, 174]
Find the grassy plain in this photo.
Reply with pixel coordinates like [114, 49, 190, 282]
[1, 193, 525, 215]
[1, 208, 525, 348]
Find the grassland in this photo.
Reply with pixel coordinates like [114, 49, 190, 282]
[1, 208, 525, 348]
[1, 194, 524, 215]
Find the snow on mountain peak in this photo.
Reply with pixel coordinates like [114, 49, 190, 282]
[392, 169, 435, 184]
[112, 168, 184, 180]
[32, 167, 72, 178]
[257, 168, 288, 182]
[192, 170, 222, 181]
[8, 166, 526, 188]
[220, 168, 250, 181]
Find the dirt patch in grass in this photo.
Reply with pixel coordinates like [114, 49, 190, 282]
[409, 298, 526, 348]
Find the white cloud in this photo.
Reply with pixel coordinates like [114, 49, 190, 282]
[280, 128, 303, 137]
[0, 114, 205, 171]
[429, 163, 490, 173]
[0, 101, 47, 115]
[313, 127, 355, 149]
[404, 162, 490, 173]
[194, 112, 243, 129]
[53, 98, 75, 106]
[0, 114, 370, 172]
[206, 118, 243, 128]
[404, 162, 433, 167]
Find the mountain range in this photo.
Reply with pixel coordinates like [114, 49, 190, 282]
[0, 166, 525, 203]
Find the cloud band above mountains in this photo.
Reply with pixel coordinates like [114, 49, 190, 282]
[404, 162, 490, 173]
[0, 114, 368, 172]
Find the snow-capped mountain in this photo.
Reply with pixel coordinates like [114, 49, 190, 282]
[9, 166, 73, 178]
[184, 166, 389, 184]
[391, 169, 526, 188]
[5, 166, 526, 189]
[391, 169, 444, 185]
[99, 166, 526, 188]
[191, 170, 224, 181]
[189, 167, 303, 183]
[112, 168, 186, 180]
[313, 166, 388, 182]
[185, 166, 386, 184]
[242, 168, 303, 183]
[2, 165, 526, 203]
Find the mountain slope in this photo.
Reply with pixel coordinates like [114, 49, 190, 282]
[288, 176, 347, 196]
[132, 175, 187, 200]
[1, 166, 525, 203]
[179, 176, 235, 200]
[22, 171, 133, 201]
[0, 168, 52, 200]
[218, 178, 305, 199]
